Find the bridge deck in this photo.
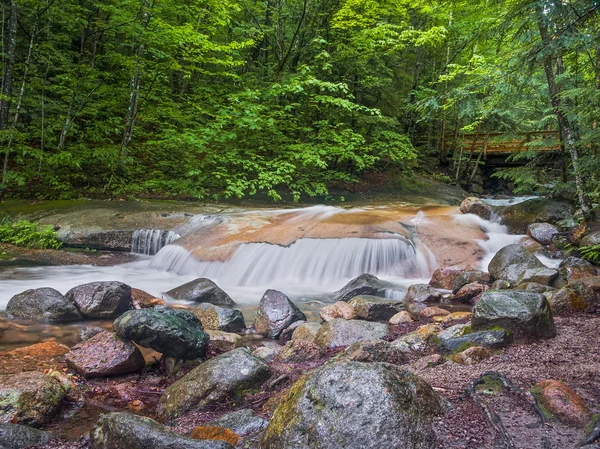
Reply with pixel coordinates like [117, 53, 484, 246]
[445, 131, 561, 157]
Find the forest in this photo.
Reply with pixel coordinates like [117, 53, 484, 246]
[0, 0, 598, 206]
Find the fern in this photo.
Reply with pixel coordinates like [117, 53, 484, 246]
[0, 218, 62, 250]
[579, 245, 600, 264]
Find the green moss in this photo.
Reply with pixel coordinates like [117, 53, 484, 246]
[453, 341, 476, 354]
[584, 413, 600, 434]
[530, 386, 553, 421]
[461, 325, 472, 335]
[261, 375, 308, 443]
[474, 374, 503, 394]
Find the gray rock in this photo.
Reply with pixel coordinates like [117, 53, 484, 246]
[252, 343, 281, 363]
[279, 320, 306, 343]
[333, 274, 397, 302]
[545, 280, 597, 314]
[191, 303, 245, 332]
[58, 229, 132, 252]
[90, 412, 233, 449]
[333, 340, 407, 364]
[65, 332, 145, 378]
[347, 295, 406, 321]
[437, 323, 470, 341]
[500, 198, 574, 233]
[253, 290, 306, 339]
[157, 348, 269, 420]
[460, 197, 492, 220]
[515, 282, 555, 294]
[78, 326, 106, 342]
[527, 222, 559, 246]
[6, 288, 82, 322]
[439, 329, 510, 353]
[208, 409, 268, 437]
[0, 371, 67, 427]
[554, 257, 598, 287]
[0, 423, 52, 449]
[491, 280, 514, 290]
[488, 244, 545, 283]
[405, 284, 443, 303]
[452, 271, 491, 293]
[66, 281, 131, 319]
[581, 231, 600, 247]
[291, 322, 322, 343]
[113, 306, 209, 360]
[165, 278, 235, 306]
[472, 290, 556, 339]
[516, 267, 558, 285]
[261, 362, 441, 449]
[314, 319, 388, 348]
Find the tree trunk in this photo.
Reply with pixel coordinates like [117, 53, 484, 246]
[0, 0, 16, 133]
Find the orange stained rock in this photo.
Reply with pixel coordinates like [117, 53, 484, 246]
[0, 341, 70, 375]
[190, 426, 241, 446]
[535, 380, 591, 427]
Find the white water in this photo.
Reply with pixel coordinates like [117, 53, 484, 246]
[131, 229, 180, 255]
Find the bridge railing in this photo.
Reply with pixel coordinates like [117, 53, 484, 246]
[444, 131, 561, 159]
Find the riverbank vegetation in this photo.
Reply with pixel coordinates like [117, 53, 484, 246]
[0, 0, 597, 206]
[0, 215, 62, 249]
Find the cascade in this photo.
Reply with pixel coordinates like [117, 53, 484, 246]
[131, 229, 181, 255]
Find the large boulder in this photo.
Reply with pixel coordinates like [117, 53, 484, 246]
[472, 290, 556, 339]
[113, 306, 209, 360]
[191, 304, 245, 332]
[65, 332, 145, 378]
[404, 284, 443, 303]
[0, 424, 52, 449]
[544, 280, 597, 313]
[253, 290, 306, 339]
[527, 222, 559, 246]
[459, 197, 492, 220]
[533, 380, 591, 427]
[347, 295, 406, 321]
[66, 281, 131, 319]
[157, 348, 269, 420]
[90, 412, 234, 449]
[516, 267, 558, 285]
[333, 274, 396, 302]
[261, 362, 441, 449]
[164, 278, 235, 306]
[500, 198, 574, 233]
[438, 328, 511, 353]
[314, 319, 388, 348]
[6, 288, 82, 322]
[0, 371, 67, 427]
[488, 244, 545, 283]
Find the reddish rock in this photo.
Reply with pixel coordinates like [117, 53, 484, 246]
[65, 332, 145, 378]
[460, 197, 492, 220]
[0, 341, 70, 375]
[319, 302, 356, 322]
[453, 346, 492, 365]
[452, 282, 489, 304]
[535, 380, 591, 426]
[389, 311, 414, 325]
[429, 267, 464, 290]
[190, 426, 241, 446]
[420, 307, 450, 319]
[414, 354, 445, 370]
[131, 288, 166, 309]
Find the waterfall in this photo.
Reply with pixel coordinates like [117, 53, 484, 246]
[150, 236, 436, 287]
[131, 229, 181, 255]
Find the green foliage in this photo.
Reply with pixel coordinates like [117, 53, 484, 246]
[578, 245, 600, 264]
[0, 217, 62, 249]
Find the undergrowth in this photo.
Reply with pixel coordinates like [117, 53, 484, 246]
[0, 215, 62, 249]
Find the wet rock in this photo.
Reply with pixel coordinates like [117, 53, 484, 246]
[275, 340, 322, 363]
[208, 409, 268, 436]
[527, 222, 560, 246]
[333, 274, 394, 302]
[130, 288, 165, 309]
[291, 322, 322, 343]
[581, 230, 600, 247]
[206, 330, 242, 352]
[165, 278, 235, 306]
[319, 301, 356, 321]
[452, 270, 492, 293]
[389, 311, 414, 324]
[451, 282, 489, 304]
[500, 198, 574, 233]
[420, 307, 450, 319]
[251, 343, 281, 363]
[439, 328, 510, 353]
[191, 304, 245, 332]
[261, 362, 442, 449]
[333, 339, 407, 364]
[433, 311, 472, 324]
[89, 412, 233, 449]
[516, 267, 558, 285]
[472, 290, 556, 339]
[414, 354, 445, 370]
[0, 423, 52, 449]
[0, 371, 67, 427]
[253, 290, 306, 339]
[405, 284, 443, 303]
[65, 331, 145, 378]
[314, 319, 388, 348]
[0, 342, 70, 376]
[113, 306, 209, 360]
[189, 426, 241, 447]
[279, 320, 306, 343]
[453, 346, 492, 365]
[6, 288, 82, 322]
[488, 244, 545, 283]
[78, 326, 106, 342]
[66, 281, 131, 319]
[555, 257, 598, 287]
[460, 197, 492, 220]
[515, 282, 556, 294]
[59, 229, 132, 252]
[429, 267, 464, 290]
[157, 348, 269, 420]
[544, 280, 597, 313]
[391, 324, 442, 353]
[348, 295, 405, 321]
[534, 380, 591, 427]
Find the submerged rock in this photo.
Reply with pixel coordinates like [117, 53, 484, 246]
[253, 290, 306, 339]
[0, 371, 67, 427]
[261, 362, 442, 449]
[90, 412, 234, 449]
[6, 288, 82, 322]
[405, 284, 443, 303]
[191, 303, 245, 332]
[65, 332, 145, 378]
[333, 274, 394, 302]
[472, 290, 556, 339]
[165, 278, 235, 306]
[113, 306, 209, 360]
[488, 244, 545, 283]
[314, 319, 388, 348]
[0, 423, 52, 449]
[459, 197, 492, 220]
[157, 348, 269, 420]
[348, 295, 406, 321]
[66, 281, 131, 319]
